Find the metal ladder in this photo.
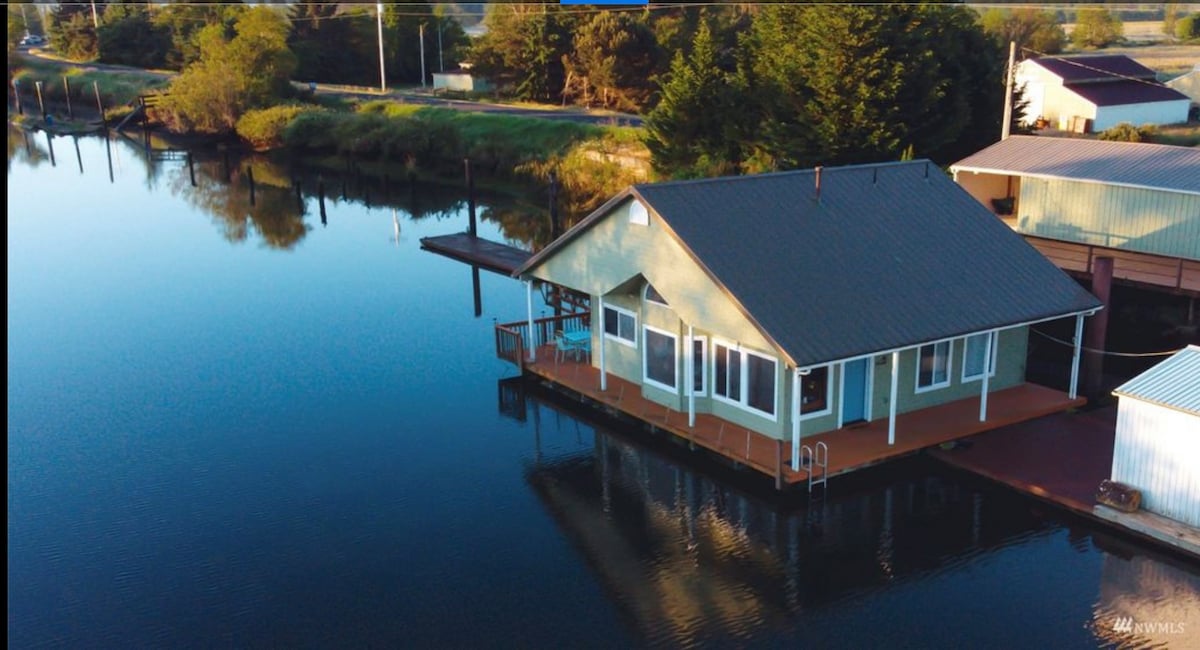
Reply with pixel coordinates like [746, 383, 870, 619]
[799, 441, 829, 492]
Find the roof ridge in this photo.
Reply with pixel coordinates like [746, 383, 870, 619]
[634, 159, 932, 191]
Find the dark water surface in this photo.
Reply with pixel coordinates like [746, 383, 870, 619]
[8, 131, 1200, 649]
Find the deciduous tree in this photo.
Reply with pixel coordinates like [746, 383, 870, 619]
[1071, 8, 1124, 49]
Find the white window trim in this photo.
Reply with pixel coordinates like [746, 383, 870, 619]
[961, 332, 999, 383]
[799, 365, 834, 421]
[915, 341, 953, 394]
[602, 304, 637, 348]
[689, 335, 707, 397]
[711, 339, 778, 422]
[642, 324, 679, 394]
[643, 282, 669, 307]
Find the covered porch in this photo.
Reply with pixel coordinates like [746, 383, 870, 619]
[510, 337, 1085, 489]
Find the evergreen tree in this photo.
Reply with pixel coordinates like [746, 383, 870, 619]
[563, 11, 659, 111]
[644, 22, 741, 177]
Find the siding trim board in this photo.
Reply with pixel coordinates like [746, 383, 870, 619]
[951, 166, 1200, 198]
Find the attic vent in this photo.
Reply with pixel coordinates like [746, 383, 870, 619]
[629, 200, 649, 226]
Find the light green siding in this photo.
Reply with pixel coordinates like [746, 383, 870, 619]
[1016, 178, 1200, 260]
[528, 199, 1035, 442]
[532, 198, 776, 352]
[871, 328, 1028, 420]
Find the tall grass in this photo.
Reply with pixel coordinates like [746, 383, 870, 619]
[10, 55, 169, 114]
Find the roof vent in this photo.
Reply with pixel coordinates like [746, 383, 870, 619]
[814, 166, 823, 202]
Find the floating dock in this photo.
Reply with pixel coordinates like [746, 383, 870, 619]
[930, 407, 1200, 559]
[420, 233, 531, 276]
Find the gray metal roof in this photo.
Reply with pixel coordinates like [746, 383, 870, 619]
[1113, 345, 1200, 417]
[951, 135, 1200, 195]
[520, 161, 1102, 368]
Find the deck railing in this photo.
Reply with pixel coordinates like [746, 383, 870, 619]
[495, 311, 591, 367]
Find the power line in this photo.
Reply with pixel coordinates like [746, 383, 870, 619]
[1031, 328, 1184, 358]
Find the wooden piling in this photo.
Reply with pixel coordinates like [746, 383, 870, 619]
[45, 131, 56, 167]
[1084, 256, 1113, 397]
[464, 158, 476, 237]
[13, 78, 23, 115]
[317, 177, 327, 225]
[472, 265, 482, 318]
[93, 81, 105, 129]
[73, 136, 83, 174]
[63, 76, 73, 120]
[549, 169, 560, 239]
[187, 151, 196, 187]
[247, 166, 256, 206]
[105, 135, 114, 183]
[35, 80, 46, 121]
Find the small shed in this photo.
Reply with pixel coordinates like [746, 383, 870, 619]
[1110, 345, 1200, 527]
[431, 63, 492, 94]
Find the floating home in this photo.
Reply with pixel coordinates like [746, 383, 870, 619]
[496, 161, 1103, 489]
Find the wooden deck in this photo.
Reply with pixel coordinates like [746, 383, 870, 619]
[420, 233, 532, 275]
[523, 347, 1085, 489]
[1022, 234, 1200, 295]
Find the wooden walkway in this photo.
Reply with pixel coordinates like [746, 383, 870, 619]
[930, 408, 1200, 558]
[420, 233, 531, 275]
[1022, 234, 1200, 295]
[523, 348, 1084, 488]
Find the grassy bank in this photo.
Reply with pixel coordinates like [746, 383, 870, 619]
[249, 102, 652, 214]
[10, 54, 169, 122]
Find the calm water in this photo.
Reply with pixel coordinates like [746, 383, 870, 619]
[8, 130, 1200, 649]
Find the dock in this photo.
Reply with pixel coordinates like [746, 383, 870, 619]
[930, 408, 1200, 559]
[515, 340, 1084, 489]
[420, 233, 531, 276]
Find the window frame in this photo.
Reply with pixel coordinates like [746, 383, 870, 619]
[642, 324, 678, 394]
[711, 339, 778, 421]
[643, 282, 669, 307]
[799, 365, 834, 420]
[915, 340, 953, 393]
[602, 304, 637, 347]
[961, 332, 998, 383]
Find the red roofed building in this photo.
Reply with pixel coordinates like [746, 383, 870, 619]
[1015, 55, 1190, 133]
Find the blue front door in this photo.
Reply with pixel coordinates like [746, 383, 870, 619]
[842, 358, 869, 424]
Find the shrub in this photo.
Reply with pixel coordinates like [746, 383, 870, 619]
[1176, 14, 1200, 41]
[1098, 122, 1158, 143]
[236, 105, 310, 150]
[281, 110, 342, 151]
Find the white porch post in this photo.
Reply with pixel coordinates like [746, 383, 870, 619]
[791, 368, 801, 471]
[525, 280, 536, 362]
[1069, 313, 1084, 399]
[979, 330, 994, 422]
[597, 294, 607, 391]
[836, 361, 845, 430]
[687, 323, 695, 427]
[888, 351, 900, 446]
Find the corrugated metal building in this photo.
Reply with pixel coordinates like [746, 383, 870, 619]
[950, 136, 1200, 264]
[1110, 345, 1200, 528]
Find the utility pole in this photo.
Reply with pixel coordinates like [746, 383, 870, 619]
[419, 23, 427, 90]
[438, 19, 444, 73]
[90, 1, 99, 29]
[1001, 40, 1016, 140]
[377, 3, 387, 93]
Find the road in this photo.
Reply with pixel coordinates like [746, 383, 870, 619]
[20, 47, 643, 127]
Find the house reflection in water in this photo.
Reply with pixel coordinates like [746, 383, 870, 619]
[500, 378, 1117, 646]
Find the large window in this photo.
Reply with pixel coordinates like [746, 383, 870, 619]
[916, 341, 952, 392]
[714, 341, 777, 418]
[643, 326, 677, 392]
[800, 366, 831, 416]
[602, 305, 636, 346]
[962, 332, 998, 382]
